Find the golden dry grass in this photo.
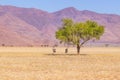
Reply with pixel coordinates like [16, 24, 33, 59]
[0, 47, 120, 80]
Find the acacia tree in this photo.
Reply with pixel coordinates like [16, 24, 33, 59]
[56, 18, 104, 54]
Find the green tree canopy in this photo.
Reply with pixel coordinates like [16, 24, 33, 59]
[56, 18, 104, 54]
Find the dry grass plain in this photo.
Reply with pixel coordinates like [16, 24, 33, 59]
[0, 47, 120, 80]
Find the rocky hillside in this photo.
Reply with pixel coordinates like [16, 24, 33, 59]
[0, 5, 120, 46]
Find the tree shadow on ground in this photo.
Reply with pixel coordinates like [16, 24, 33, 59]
[45, 53, 87, 56]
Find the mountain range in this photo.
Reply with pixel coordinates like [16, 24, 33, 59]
[0, 5, 120, 46]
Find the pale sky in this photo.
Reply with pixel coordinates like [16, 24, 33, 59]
[0, 0, 120, 15]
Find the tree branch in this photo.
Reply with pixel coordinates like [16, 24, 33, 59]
[80, 39, 90, 47]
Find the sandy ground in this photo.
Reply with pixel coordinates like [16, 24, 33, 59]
[0, 47, 120, 80]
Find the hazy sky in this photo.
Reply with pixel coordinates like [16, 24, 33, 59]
[0, 0, 120, 15]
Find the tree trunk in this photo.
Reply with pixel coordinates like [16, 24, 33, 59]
[77, 44, 80, 54]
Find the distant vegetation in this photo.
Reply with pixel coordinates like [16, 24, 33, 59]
[56, 18, 104, 54]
